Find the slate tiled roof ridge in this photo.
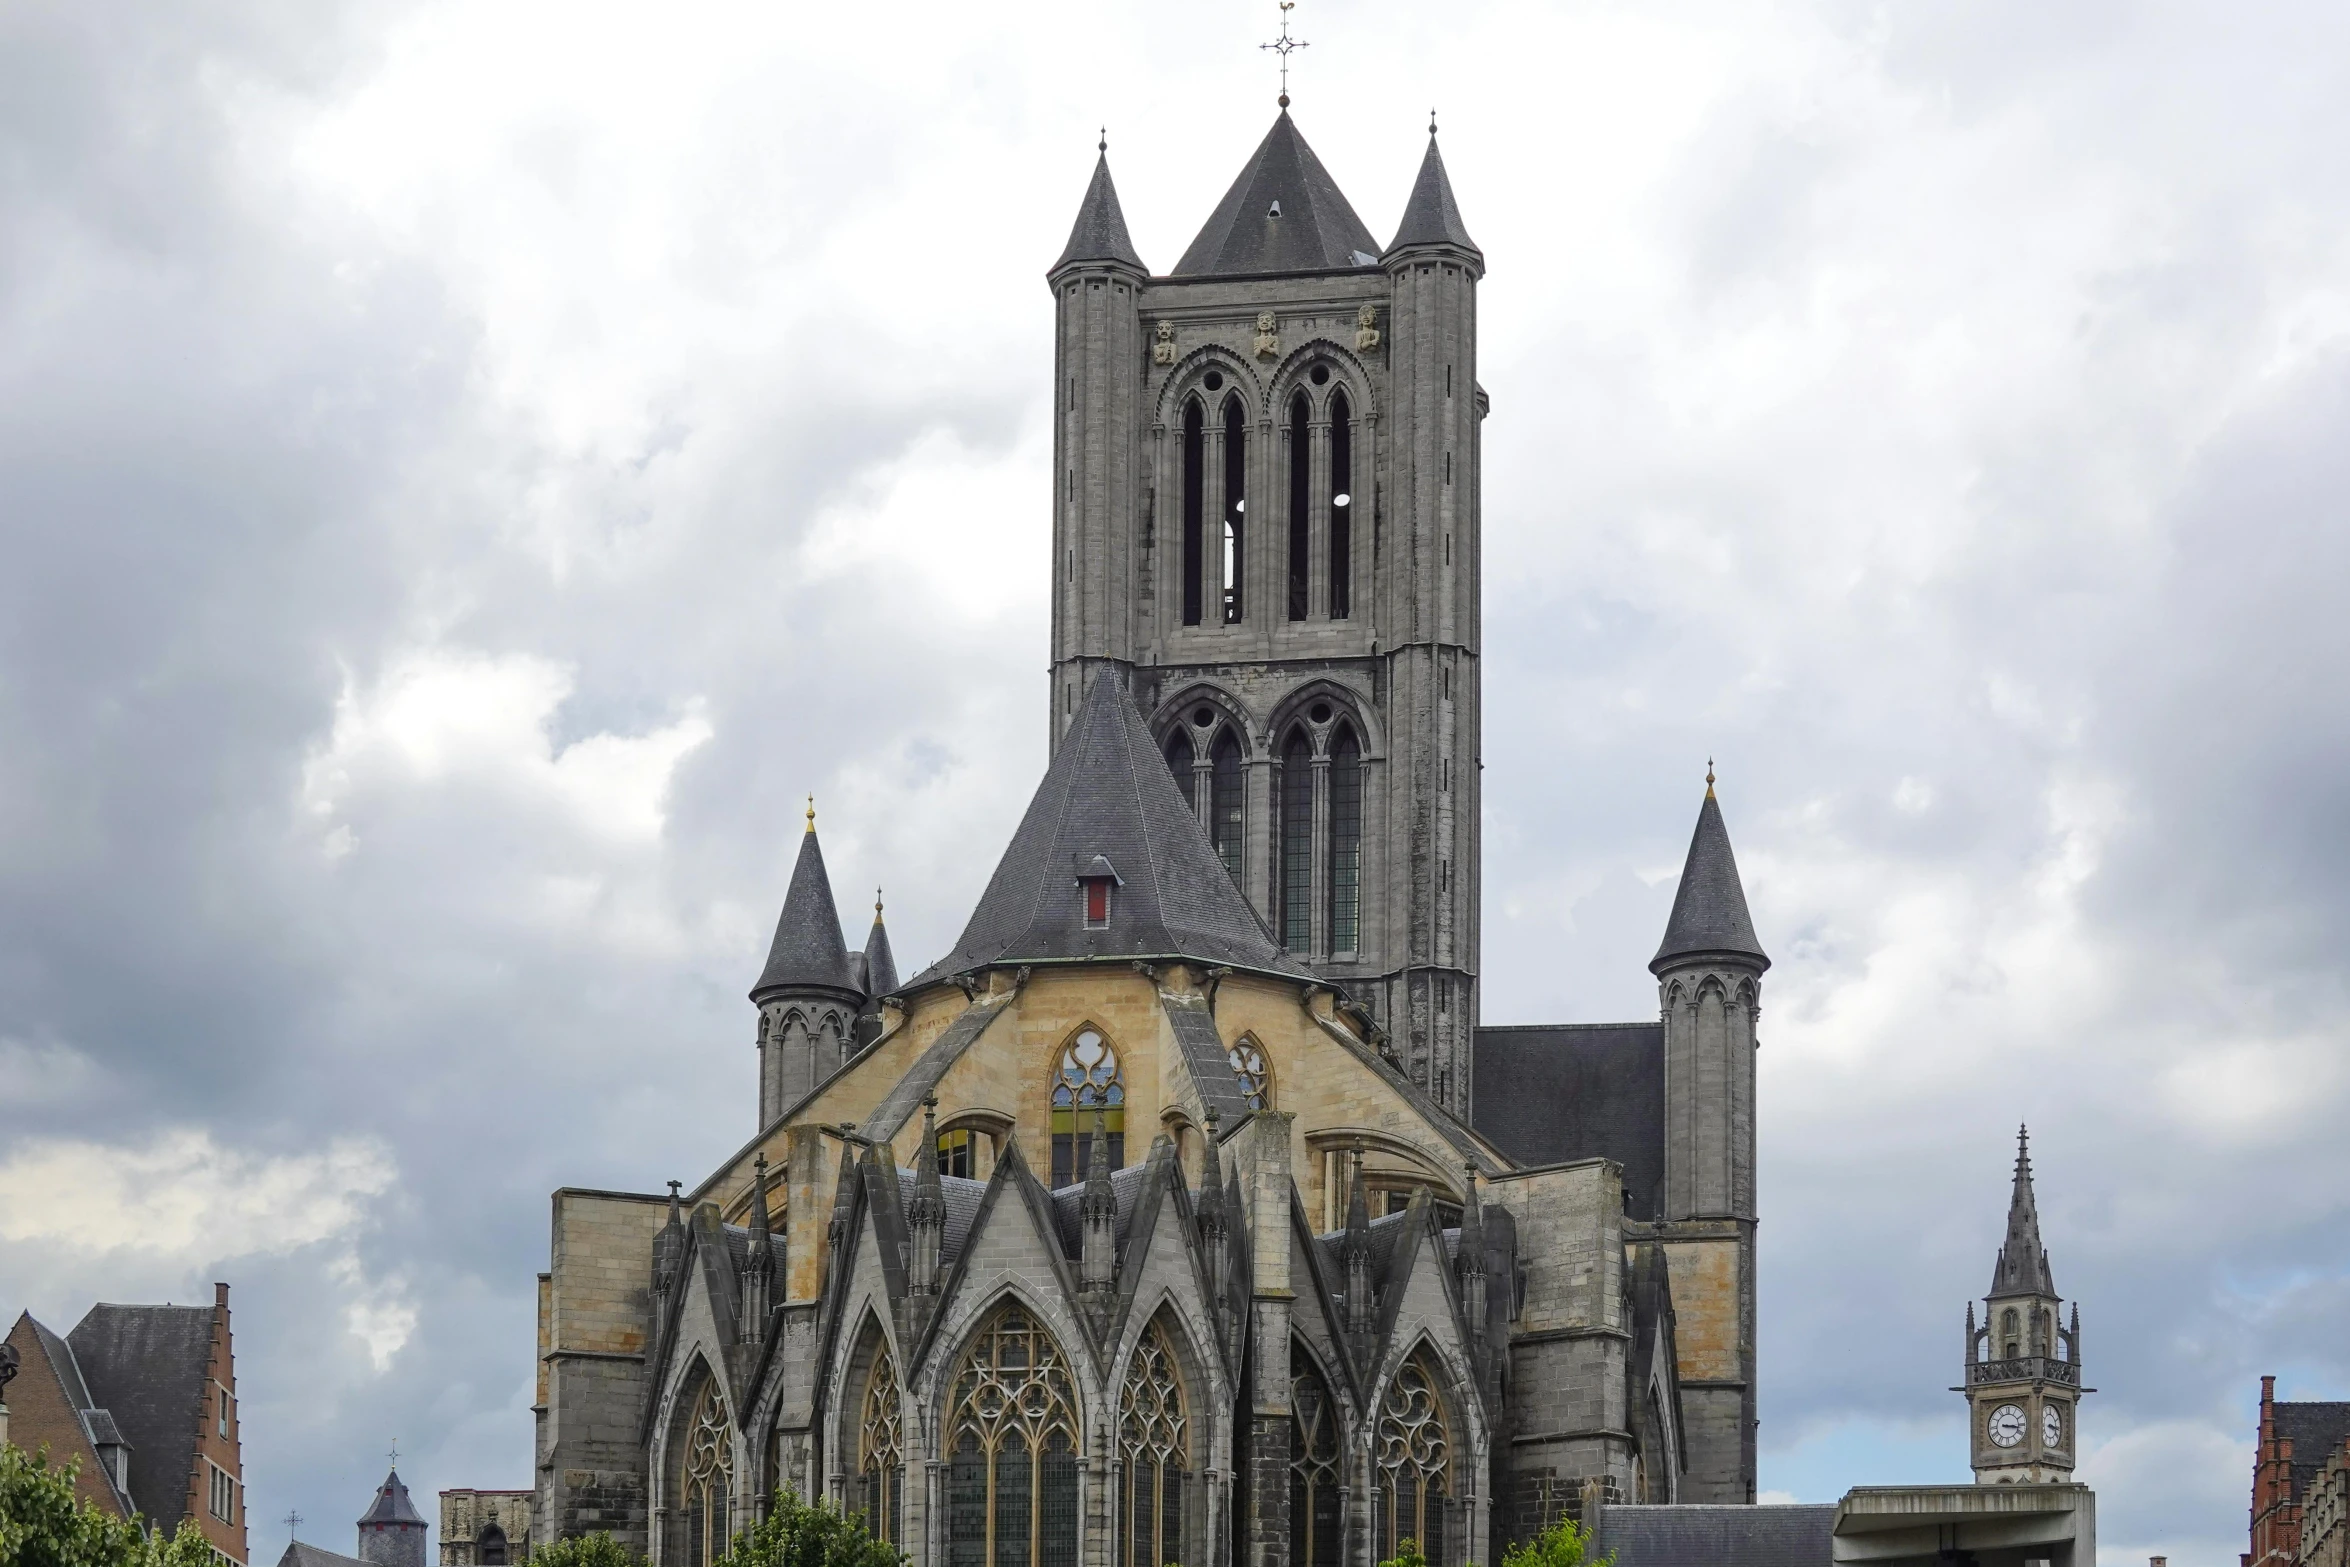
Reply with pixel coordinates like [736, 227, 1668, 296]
[1651, 788, 1768, 971]
[1172, 111, 1383, 277]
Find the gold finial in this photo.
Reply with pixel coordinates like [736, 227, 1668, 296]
[805, 794, 816, 832]
[1705, 758, 1715, 798]
[875, 887, 885, 920]
[1260, 1, 1307, 109]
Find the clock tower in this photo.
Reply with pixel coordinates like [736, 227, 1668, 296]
[1961, 1126, 2089, 1483]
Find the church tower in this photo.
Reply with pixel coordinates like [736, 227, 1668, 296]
[1963, 1127, 2086, 1483]
[1649, 774, 1768, 1502]
[1047, 109, 1487, 1117]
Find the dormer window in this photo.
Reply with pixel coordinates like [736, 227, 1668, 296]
[1075, 854, 1123, 929]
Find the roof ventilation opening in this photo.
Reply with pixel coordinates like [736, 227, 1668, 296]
[1268, 199, 1282, 219]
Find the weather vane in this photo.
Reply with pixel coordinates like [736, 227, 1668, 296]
[1260, 1, 1308, 109]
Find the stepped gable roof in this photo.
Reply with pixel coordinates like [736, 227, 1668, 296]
[1172, 111, 1382, 277]
[863, 896, 899, 997]
[1988, 1125, 2057, 1299]
[359, 1469, 427, 1528]
[911, 672, 1312, 984]
[1473, 1022, 1664, 1218]
[751, 822, 859, 1001]
[1386, 132, 1479, 259]
[1052, 149, 1147, 273]
[68, 1302, 215, 1528]
[1651, 781, 1769, 972]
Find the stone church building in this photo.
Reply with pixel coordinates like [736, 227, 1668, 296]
[533, 107, 1771, 1567]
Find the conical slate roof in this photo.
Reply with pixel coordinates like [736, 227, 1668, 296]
[863, 896, 900, 997]
[1650, 783, 1769, 972]
[1988, 1126, 2058, 1299]
[750, 824, 860, 1001]
[1052, 150, 1148, 273]
[1386, 133, 1480, 260]
[911, 673, 1311, 984]
[358, 1469, 426, 1528]
[1173, 111, 1383, 277]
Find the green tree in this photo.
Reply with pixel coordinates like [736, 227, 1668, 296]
[1499, 1515, 1613, 1567]
[1376, 1541, 1429, 1567]
[709, 1490, 900, 1567]
[525, 1533, 646, 1567]
[1, 1443, 241, 1567]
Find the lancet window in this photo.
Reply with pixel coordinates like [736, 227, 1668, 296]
[1209, 730, 1245, 883]
[1116, 1320, 1192, 1567]
[676, 1376, 734, 1567]
[1373, 1354, 1453, 1567]
[1165, 728, 1196, 811]
[944, 1304, 1081, 1567]
[1181, 399, 1205, 626]
[1280, 730, 1314, 951]
[856, 1340, 905, 1546]
[1290, 1348, 1343, 1567]
[1328, 726, 1362, 954]
[1227, 1036, 1270, 1111]
[1329, 391, 1353, 619]
[1221, 395, 1247, 623]
[1287, 392, 1311, 621]
[1049, 1028, 1125, 1188]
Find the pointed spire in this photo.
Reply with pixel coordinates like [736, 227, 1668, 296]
[1198, 1109, 1231, 1309]
[1052, 145, 1147, 274]
[1989, 1124, 2057, 1298]
[748, 1156, 772, 1244]
[1342, 1142, 1375, 1339]
[909, 1097, 944, 1295]
[1456, 1162, 1488, 1341]
[1385, 125, 1480, 262]
[863, 890, 899, 998]
[1650, 778, 1769, 973]
[652, 1178, 686, 1295]
[751, 819, 860, 1001]
[1196, 1108, 1225, 1227]
[1173, 111, 1383, 276]
[1080, 1109, 1119, 1296]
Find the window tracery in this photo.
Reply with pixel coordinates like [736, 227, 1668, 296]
[1117, 1320, 1191, 1567]
[1050, 1028, 1125, 1187]
[1290, 1347, 1342, 1567]
[857, 1340, 904, 1546]
[1373, 1353, 1453, 1567]
[1227, 1036, 1270, 1111]
[676, 1376, 733, 1567]
[944, 1304, 1081, 1567]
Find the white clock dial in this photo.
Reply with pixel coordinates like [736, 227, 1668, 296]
[1988, 1404, 2027, 1448]
[2042, 1405, 2063, 1448]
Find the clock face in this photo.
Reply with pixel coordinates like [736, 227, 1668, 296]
[2043, 1405, 2064, 1448]
[1988, 1404, 2027, 1448]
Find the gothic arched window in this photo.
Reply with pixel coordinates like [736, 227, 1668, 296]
[1328, 390, 1353, 620]
[1165, 728, 1196, 812]
[1221, 394, 1247, 623]
[1290, 1347, 1342, 1567]
[1050, 1027, 1125, 1187]
[677, 1376, 733, 1567]
[1117, 1319, 1192, 1567]
[1182, 399, 1205, 627]
[1287, 391, 1311, 621]
[857, 1340, 905, 1546]
[1280, 729, 1314, 952]
[1209, 730, 1245, 883]
[1374, 1353, 1453, 1567]
[945, 1304, 1081, 1567]
[1328, 726, 1363, 955]
[477, 1525, 507, 1566]
[1227, 1036, 1270, 1111]
[2001, 1308, 2020, 1361]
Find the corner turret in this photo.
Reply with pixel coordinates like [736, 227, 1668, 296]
[356, 1470, 426, 1567]
[751, 804, 863, 1126]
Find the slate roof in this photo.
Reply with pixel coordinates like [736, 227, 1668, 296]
[911, 672, 1312, 985]
[1386, 134, 1479, 259]
[1651, 787, 1769, 972]
[863, 904, 899, 998]
[359, 1468, 427, 1527]
[1472, 1023, 1665, 1219]
[751, 827, 860, 1001]
[279, 1543, 370, 1567]
[67, 1303, 215, 1529]
[1052, 151, 1147, 273]
[2278, 1403, 2350, 1507]
[1173, 111, 1383, 277]
[1596, 1503, 1836, 1567]
[1989, 1125, 2057, 1299]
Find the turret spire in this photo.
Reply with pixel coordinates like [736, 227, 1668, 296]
[1989, 1124, 2057, 1299]
[1651, 779, 1769, 973]
[1385, 122, 1480, 261]
[1051, 146, 1147, 274]
[751, 819, 859, 1001]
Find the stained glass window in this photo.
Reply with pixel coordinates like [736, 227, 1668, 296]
[1227, 1037, 1270, 1111]
[1050, 1029, 1124, 1187]
[1117, 1320, 1191, 1567]
[1290, 1348, 1342, 1567]
[678, 1378, 733, 1567]
[858, 1341, 905, 1546]
[1374, 1354, 1452, 1567]
[945, 1305, 1081, 1567]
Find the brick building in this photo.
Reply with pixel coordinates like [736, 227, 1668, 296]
[2, 1283, 249, 1563]
[2248, 1376, 2350, 1567]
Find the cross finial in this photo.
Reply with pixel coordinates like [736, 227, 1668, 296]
[388, 1438, 399, 1468]
[284, 1511, 303, 1542]
[1260, 1, 1308, 109]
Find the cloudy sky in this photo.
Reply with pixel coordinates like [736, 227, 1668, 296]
[3, 0, 2346, 1559]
